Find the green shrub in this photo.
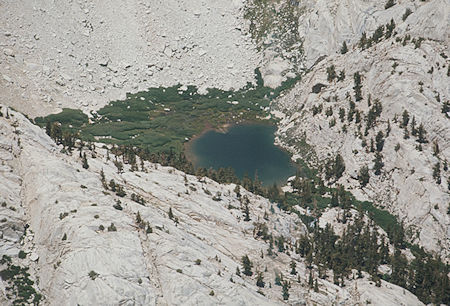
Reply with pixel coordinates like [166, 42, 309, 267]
[107, 223, 117, 232]
[88, 270, 99, 280]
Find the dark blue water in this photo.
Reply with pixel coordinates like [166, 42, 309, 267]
[189, 124, 296, 186]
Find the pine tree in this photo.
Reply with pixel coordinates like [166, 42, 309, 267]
[417, 123, 427, 143]
[373, 152, 384, 175]
[241, 255, 253, 276]
[359, 32, 367, 49]
[82, 152, 89, 169]
[334, 154, 346, 179]
[168, 207, 174, 220]
[146, 223, 153, 234]
[243, 200, 251, 222]
[433, 141, 440, 156]
[433, 163, 441, 184]
[358, 165, 370, 187]
[375, 131, 385, 152]
[385, 19, 396, 38]
[113, 160, 124, 173]
[308, 271, 314, 287]
[331, 190, 339, 207]
[277, 236, 285, 253]
[401, 110, 409, 127]
[136, 212, 142, 224]
[282, 280, 290, 300]
[372, 25, 385, 43]
[256, 272, 265, 288]
[403, 126, 410, 139]
[340, 41, 348, 54]
[290, 260, 297, 275]
[327, 65, 337, 82]
[267, 241, 273, 256]
[234, 185, 241, 198]
[353, 72, 363, 102]
[339, 108, 346, 122]
[410, 116, 417, 136]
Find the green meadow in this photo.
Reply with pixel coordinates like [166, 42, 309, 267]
[35, 70, 299, 153]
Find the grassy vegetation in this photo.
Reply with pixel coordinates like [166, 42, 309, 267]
[35, 69, 299, 154]
[357, 200, 400, 233]
[37, 108, 89, 129]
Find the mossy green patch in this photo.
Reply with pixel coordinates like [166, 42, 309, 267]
[35, 69, 300, 154]
[35, 108, 88, 130]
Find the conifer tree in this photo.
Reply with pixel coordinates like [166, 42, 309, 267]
[401, 110, 409, 127]
[411, 116, 417, 136]
[109, 179, 116, 192]
[290, 260, 297, 275]
[417, 123, 427, 143]
[242, 196, 251, 221]
[82, 152, 89, 169]
[282, 280, 290, 300]
[340, 41, 348, 54]
[375, 131, 385, 152]
[373, 152, 384, 175]
[433, 163, 441, 184]
[353, 72, 363, 102]
[234, 185, 241, 198]
[331, 190, 339, 207]
[327, 65, 337, 82]
[256, 272, 265, 288]
[241, 255, 253, 276]
[136, 212, 142, 224]
[433, 141, 440, 156]
[358, 165, 370, 187]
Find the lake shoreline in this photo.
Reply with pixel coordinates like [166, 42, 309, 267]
[184, 119, 274, 167]
[185, 122, 297, 186]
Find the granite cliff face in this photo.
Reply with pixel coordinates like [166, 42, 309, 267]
[275, 0, 449, 258]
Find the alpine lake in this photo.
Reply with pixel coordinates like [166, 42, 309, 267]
[35, 70, 300, 186]
[187, 124, 296, 186]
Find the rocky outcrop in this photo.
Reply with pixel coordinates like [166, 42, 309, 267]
[0, 0, 260, 117]
[275, 0, 449, 258]
[0, 106, 425, 304]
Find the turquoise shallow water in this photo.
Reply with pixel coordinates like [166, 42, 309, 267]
[189, 124, 297, 186]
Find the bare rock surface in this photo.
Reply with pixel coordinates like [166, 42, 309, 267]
[0, 106, 424, 305]
[0, 0, 260, 117]
[275, 0, 450, 258]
